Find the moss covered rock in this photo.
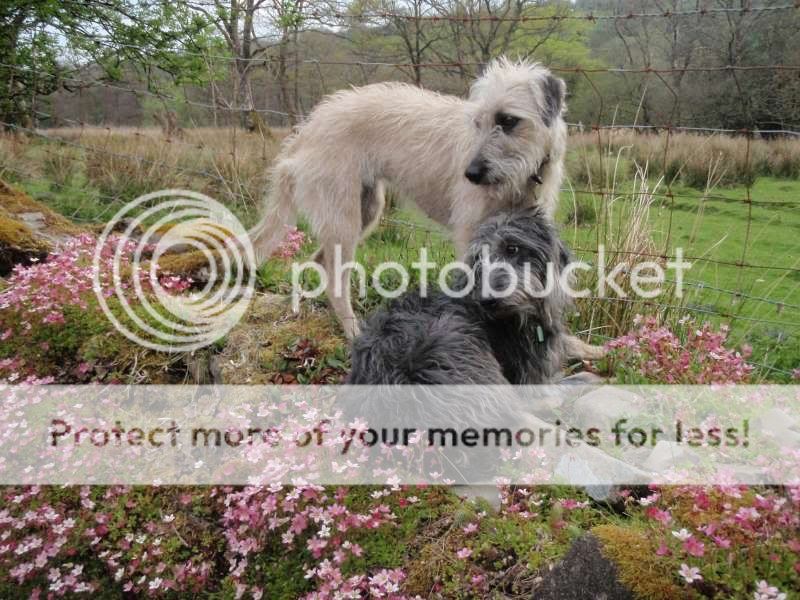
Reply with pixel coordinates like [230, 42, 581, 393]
[0, 179, 82, 240]
[593, 524, 683, 599]
[0, 215, 51, 275]
[0, 179, 83, 275]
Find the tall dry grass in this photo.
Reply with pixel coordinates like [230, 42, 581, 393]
[0, 127, 288, 224]
[567, 130, 800, 189]
[566, 163, 685, 342]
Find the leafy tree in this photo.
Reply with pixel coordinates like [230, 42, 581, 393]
[0, 0, 211, 127]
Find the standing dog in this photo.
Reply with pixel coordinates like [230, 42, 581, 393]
[347, 207, 570, 386]
[251, 57, 601, 360]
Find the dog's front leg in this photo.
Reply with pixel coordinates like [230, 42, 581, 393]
[564, 334, 606, 361]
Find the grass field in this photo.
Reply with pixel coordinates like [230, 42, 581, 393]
[1, 127, 798, 380]
[559, 176, 800, 378]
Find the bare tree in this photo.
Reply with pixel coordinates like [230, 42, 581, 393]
[182, 0, 276, 128]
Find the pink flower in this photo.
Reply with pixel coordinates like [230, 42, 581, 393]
[273, 226, 308, 259]
[647, 507, 672, 525]
[683, 538, 705, 557]
[754, 580, 787, 600]
[560, 498, 588, 510]
[462, 523, 478, 535]
[656, 541, 671, 556]
[712, 536, 731, 549]
[456, 547, 472, 560]
[678, 563, 702, 584]
[471, 573, 486, 587]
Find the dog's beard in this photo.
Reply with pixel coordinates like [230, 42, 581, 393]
[482, 155, 551, 199]
[475, 267, 562, 324]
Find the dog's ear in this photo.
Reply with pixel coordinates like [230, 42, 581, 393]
[541, 74, 566, 127]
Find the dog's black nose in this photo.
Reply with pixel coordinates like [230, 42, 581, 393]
[465, 160, 488, 184]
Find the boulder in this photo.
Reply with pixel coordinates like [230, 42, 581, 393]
[571, 387, 644, 431]
[642, 440, 701, 472]
[753, 407, 800, 446]
[0, 214, 50, 275]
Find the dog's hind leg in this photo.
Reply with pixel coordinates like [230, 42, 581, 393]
[311, 181, 386, 266]
[360, 180, 387, 240]
[249, 161, 297, 264]
[320, 234, 361, 339]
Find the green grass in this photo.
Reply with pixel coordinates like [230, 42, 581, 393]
[557, 176, 800, 379]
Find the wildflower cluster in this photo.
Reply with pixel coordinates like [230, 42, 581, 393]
[0, 481, 424, 598]
[274, 226, 308, 260]
[635, 485, 800, 596]
[223, 485, 416, 599]
[0, 486, 218, 598]
[606, 315, 753, 384]
[0, 234, 191, 380]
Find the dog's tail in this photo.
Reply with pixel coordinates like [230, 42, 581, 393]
[248, 161, 297, 265]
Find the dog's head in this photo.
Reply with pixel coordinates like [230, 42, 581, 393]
[465, 58, 567, 199]
[461, 207, 570, 323]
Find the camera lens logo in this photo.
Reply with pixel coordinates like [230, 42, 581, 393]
[93, 190, 255, 352]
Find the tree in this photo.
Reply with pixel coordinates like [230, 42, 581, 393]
[180, 0, 317, 127]
[0, 0, 209, 128]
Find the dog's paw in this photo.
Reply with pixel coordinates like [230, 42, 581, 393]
[583, 344, 608, 361]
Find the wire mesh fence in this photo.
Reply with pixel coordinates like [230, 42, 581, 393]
[0, 2, 798, 379]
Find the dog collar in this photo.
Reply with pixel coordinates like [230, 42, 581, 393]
[530, 155, 550, 185]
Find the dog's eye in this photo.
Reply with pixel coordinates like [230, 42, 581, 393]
[505, 244, 519, 257]
[495, 113, 520, 133]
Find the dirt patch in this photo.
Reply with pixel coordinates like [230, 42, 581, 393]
[217, 294, 347, 384]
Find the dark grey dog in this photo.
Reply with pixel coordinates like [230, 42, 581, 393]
[347, 207, 571, 386]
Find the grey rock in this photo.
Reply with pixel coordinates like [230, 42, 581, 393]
[554, 451, 648, 502]
[572, 388, 643, 431]
[642, 441, 700, 472]
[17, 211, 46, 229]
[754, 408, 800, 445]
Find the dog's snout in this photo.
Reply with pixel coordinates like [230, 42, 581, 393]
[465, 159, 489, 184]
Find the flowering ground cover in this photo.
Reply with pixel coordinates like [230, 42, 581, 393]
[1, 228, 799, 598]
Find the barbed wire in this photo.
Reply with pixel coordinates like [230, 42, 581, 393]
[18, 115, 800, 209]
[21, 36, 800, 69]
[6, 62, 800, 141]
[315, 3, 800, 23]
[379, 219, 800, 274]
[585, 296, 798, 329]
[0, 63, 298, 118]
[566, 123, 800, 137]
